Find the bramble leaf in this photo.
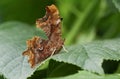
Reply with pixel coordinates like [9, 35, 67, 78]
[0, 22, 46, 79]
[47, 71, 120, 79]
[52, 39, 120, 74]
[1, 22, 120, 79]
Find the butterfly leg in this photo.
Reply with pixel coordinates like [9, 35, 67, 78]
[62, 45, 68, 52]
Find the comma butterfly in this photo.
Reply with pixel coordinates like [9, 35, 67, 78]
[22, 4, 64, 68]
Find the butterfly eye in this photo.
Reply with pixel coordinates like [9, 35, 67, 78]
[60, 18, 63, 21]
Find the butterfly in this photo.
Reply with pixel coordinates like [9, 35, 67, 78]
[22, 4, 64, 68]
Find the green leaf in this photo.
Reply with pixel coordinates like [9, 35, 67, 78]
[0, 75, 6, 79]
[112, 0, 120, 11]
[27, 69, 48, 79]
[116, 63, 120, 73]
[47, 71, 120, 79]
[47, 60, 80, 77]
[0, 22, 46, 79]
[52, 39, 120, 74]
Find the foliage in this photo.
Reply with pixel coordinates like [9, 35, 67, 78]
[0, 0, 120, 79]
[52, 39, 120, 74]
[0, 0, 55, 24]
[113, 0, 120, 11]
[47, 71, 120, 79]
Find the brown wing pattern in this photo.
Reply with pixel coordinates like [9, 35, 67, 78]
[22, 4, 64, 68]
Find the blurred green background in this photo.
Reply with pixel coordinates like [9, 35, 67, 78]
[0, 0, 120, 45]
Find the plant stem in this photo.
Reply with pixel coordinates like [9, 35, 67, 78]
[65, 0, 99, 45]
